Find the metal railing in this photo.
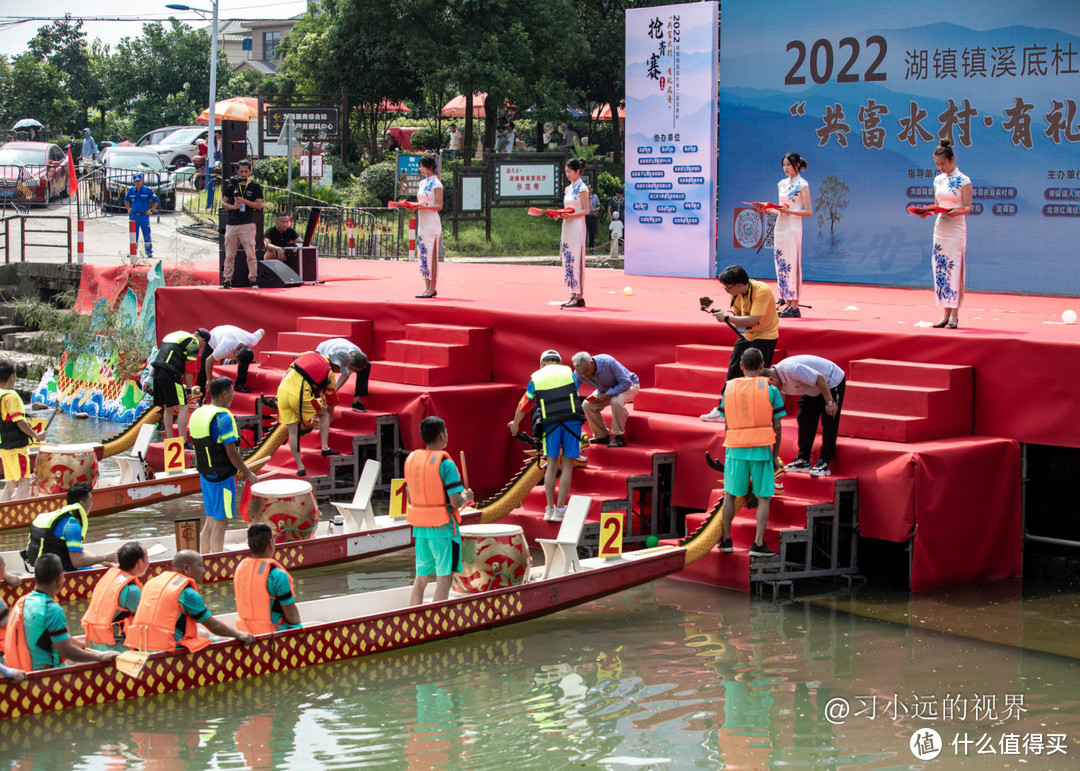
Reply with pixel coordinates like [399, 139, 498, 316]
[0, 163, 68, 214]
[0, 213, 73, 263]
[292, 205, 405, 260]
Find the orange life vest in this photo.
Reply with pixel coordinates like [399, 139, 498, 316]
[234, 557, 293, 635]
[290, 352, 332, 395]
[125, 571, 211, 653]
[404, 449, 461, 527]
[3, 594, 31, 671]
[81, 567, 141, 646]
[722, 377, 776, 448]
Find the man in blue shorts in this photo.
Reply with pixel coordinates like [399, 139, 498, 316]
[717, 347, 785, 557]
[189, 376, 256, 554]
[405, 416, 473, 605]
[508, 350, 584, 522]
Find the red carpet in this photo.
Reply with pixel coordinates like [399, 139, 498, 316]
[82, 257, 1070, 591]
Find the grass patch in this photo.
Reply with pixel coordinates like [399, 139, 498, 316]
[444, 207, 562, 257]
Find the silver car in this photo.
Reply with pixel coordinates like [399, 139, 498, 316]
[136, 125, 185, 148]
[148, 126, 208, 169]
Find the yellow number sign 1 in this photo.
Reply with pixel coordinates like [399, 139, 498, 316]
[598, 511, 624, 560]
[163, 436, 186, 474]
[27, 417, 46, 435]
[389, 478, 408, 519]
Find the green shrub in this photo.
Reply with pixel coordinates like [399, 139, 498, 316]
[288, 179, 344, 205]
[410, 127, 446, 152]
[358, 160, 397, 205]
[597, 172, 623, 208]
[253, 156, 299, 187]
[341, 183, 382, 208]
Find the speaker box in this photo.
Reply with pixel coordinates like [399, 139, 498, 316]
[220, 119, 249, 178]
[256, 259, 303, 288]
[284, 246, 319, 282]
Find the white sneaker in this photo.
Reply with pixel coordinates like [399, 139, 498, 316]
[543, 505, 554, 521]
[700, 407, 725, 422]
[551, 507, 566, 522]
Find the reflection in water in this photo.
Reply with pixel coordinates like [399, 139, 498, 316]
[3, 416, 1080, 767]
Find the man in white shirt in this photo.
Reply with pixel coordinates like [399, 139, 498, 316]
[763, 355, 845, 477]
[447, 124, 463, 160]
[315, 338, 371, 411]
[197, 325, 265, 396]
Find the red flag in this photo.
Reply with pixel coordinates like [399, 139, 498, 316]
[66, 148, 77, 197]
[239, 480, 254, 522]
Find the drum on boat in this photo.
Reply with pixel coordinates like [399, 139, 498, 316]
[248, 479, 319, 542]
[452, 523, 531, 594]
[34, 444, 99, 495]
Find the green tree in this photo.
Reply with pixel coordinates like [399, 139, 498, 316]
[816, 176, 850, 234]
[223, 69, 292, 100]
[282, 0, 425, 160]
[574, 0, 625, 162]
[28, 15, 97, 133]
[103, 20, 230, 138]
[0, 54, 77, 135]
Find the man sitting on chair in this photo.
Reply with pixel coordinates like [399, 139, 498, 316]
[263, 213, 301, 262]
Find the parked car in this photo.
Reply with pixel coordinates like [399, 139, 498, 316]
[148, 126, 208, 169]
[0, 142, 69, 206]
[94, 148, 176, 211]
[136, 125, 185, 148]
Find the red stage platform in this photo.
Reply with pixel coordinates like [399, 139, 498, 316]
[83, 257, 1076, 592]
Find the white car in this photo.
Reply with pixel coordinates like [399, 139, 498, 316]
[148, 126, 208, 169]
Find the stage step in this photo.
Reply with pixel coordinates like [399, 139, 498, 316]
[840, 359, 973, 443]
[371, 324, 492, 386]
[634, 388, 717, 418]
[671, 476, 859, 594]
[276, 331, 336, 352]
[297, 316, 373, 346]
[635, 343, 787, 418]
[258, 350, 299, 370]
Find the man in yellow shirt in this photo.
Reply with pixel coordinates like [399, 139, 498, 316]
[0, 360, 45, 501]
[701, 265, 780, 422]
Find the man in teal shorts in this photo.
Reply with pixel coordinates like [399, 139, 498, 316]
[405, 416, 474, 605]
[716, 348, 785, 557]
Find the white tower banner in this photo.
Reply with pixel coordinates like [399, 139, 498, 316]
[624, 2, 719, 277]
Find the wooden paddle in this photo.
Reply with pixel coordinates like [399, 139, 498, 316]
[459, 451, 469, 490]
[115, 649, 150, 678]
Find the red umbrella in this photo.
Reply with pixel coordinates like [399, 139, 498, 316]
[379, 100, 411, 114]
[196, 97, 259, 125]
[441, 93, 489, 118]
[591, 102, 626, 121]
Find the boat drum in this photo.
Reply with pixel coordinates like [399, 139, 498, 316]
[248, 479, 319, 543]
[34, 444, 99, 495]
[453, 523, 531, 594]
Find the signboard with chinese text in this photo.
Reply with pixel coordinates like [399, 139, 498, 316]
[494, 161, 560, 201]
[264, 107, 339, 142]
[625, 2, 719, 278]
[719, 0, 1080, 295]
[395, 154, 441, 199]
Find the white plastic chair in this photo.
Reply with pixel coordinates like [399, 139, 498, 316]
[332, 459, 381, 532]
[537, 495, 592, 579]
[115, 424, 156, 485]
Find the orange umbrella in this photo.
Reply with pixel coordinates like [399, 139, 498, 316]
[441, 93, 489, 118]
[197, 97, 259, 125]
[591, 102, 626, 121]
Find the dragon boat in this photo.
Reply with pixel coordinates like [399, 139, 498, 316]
[0, 418, 287, 533]
[0, 493, 724, 720]
[0, 452, 546, 608]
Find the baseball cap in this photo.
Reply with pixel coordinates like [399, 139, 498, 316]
[540, 349, 561, 363]
[131, 173, 143, 181]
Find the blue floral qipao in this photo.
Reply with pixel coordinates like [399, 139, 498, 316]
[773, 174, 807, 301]
[560, 179, 587, 293]
[931, 168, 970, 309]
[416, 175, 443, 281]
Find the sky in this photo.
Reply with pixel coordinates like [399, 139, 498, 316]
[0, 1, 310, 57]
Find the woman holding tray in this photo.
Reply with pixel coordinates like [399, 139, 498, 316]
[755, 152, 812, 318]
[414, 154, 442, 298]
[917, 140, 971, 329]
[558, 158, 591, 308]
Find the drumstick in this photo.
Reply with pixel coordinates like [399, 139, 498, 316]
[459, 451, 469, 491]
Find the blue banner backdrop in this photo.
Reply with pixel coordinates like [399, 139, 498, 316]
[719, 0, 1080, 295]
[625, 2, 718, 278]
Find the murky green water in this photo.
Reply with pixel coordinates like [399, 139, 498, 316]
[2, 416, 1080, 769]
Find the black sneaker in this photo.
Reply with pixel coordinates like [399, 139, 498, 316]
[717, 537, 734, 553]
[785, 458, 812, 472]
[810, 460, 831, 477]
[221, 280, 232, 289]
[591, 434, 612, 446]
[352, 398, 367, 412]
[234, 384, 250, 394]
[321, 448, 342, 457]
[250, 283, 259, 290]
[608, 436, 627, 448]
[749, 542, 775, 557]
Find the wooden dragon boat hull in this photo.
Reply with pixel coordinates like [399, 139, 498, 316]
[0, 472, 203, 533]
[0, 512, 481, 608]
[0, 545, 688, 720]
